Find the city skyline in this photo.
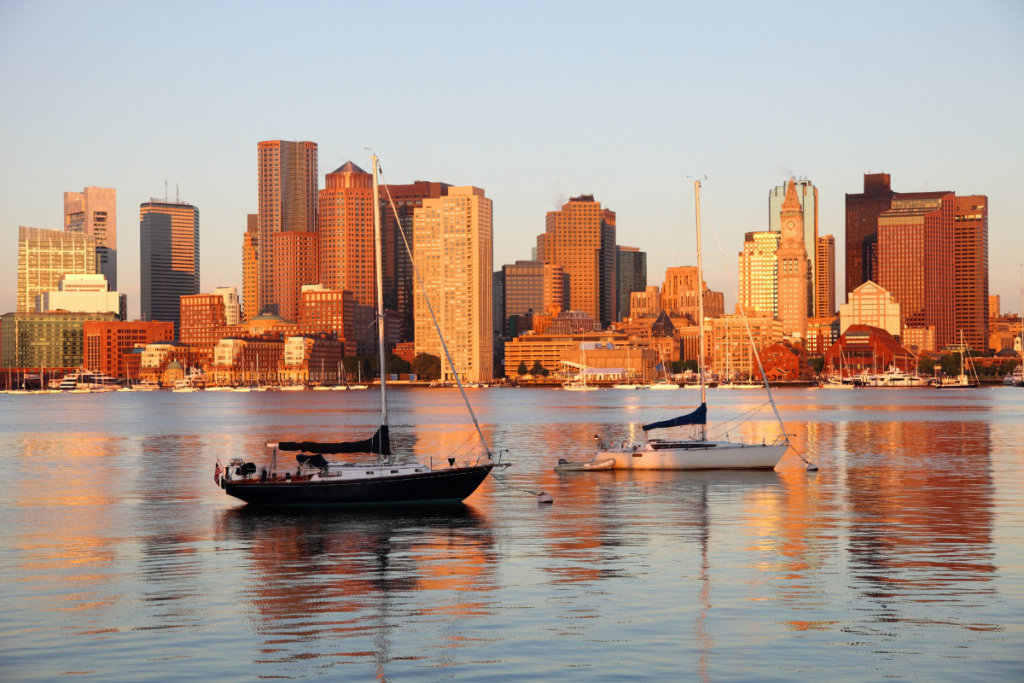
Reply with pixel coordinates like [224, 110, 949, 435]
[1, 3, 1021, 319]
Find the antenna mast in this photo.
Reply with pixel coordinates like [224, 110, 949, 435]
[694, 179, 707, 441]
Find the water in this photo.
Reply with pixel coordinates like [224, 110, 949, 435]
[1, 387, 1021, 681]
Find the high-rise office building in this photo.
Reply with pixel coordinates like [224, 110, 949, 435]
[140, 200, 199, 339]
[815, 235, 836, 317]
[64, 186, 117, 290]
[738, 231, 781, 316]
[413, 187, 493, 382]
[877, 192, 955, 348]
[845, 173, 894, 298]
[242, 214, 259, 320]
[776, 180, 810, 339]
[537, 194, 617, 328]
[271, 231, 319, 322]
[616, 246, 646, 322]
[499, 260, 570, 335]
[257, 140, 318, 317]
[17, 226, 97, 313]
[379, 180, 451, 343]
[769, 179, 816, 315]
[662, 266, 725, 322]
[954, 196, 989, 351]
[492, 271, 505, 336]
[318, 161, 375, 306]
[988, 295, 1000, 319]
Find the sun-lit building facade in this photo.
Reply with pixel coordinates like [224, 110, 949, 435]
[738, 231, 781, 317]
[954, 195, 988, 351]
[17, 226, 97, 313]
[776, 179, 810, 338]
[64, 186, 117, 290]
[242, 214, 259, 319]
[140, 200, 199, 338]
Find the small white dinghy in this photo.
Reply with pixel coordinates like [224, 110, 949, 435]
[554, 457, 616, 472]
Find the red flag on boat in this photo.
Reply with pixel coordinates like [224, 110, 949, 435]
[214, 461, 222, 485]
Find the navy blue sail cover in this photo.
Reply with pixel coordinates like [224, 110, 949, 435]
[642, 403, 707, 432]
[278, 425, 391, 455]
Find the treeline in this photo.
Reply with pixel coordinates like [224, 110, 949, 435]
[341, 353, 441, 380]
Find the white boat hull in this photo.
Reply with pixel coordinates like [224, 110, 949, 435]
[599, 442, 788, 470]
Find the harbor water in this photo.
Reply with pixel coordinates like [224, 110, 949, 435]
[0, 387, 1021, 681]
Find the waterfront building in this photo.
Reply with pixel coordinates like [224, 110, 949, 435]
[710, 308, 783, 380]
[257, 140, 319, 318]
[36, 274, 126, 320]
[816, 235, 836, 317]
[614, 311, 683, 367]
[379, 180, 451, 342]
[139, 341, 211, 385]
[877, 192, 955, 348]
[394, 341, 416, 363]
[413, 186, 493, 382]
[560, 343, 657, 381]
[769, 178, 817, 315]
[83, 320, 174, 378]
[504, 331, 628, 377]
[839, 281, 902, 337]
[318, 162, 375, 306]
[214, 286, 241, 326]
[1, 311, 117, 369]
[630, 285, 662, 319]
[180, 293, 228, 345]
[845, 173, 894, 296]
[756, 340, 814, 382]
[776, 179, 810, 339]
[297, 284, 354, 341]
[492, 271, 505, 336]
[805, 316, 840, 357]
[901, 325, 936, 354]
[823, 324, 917, 376]
[738, 231, 781, 316]
[662, 266, 725, 322]
[954, 196, 989, 351]
[989, 316, 1022, 352]
[64, 186, 117, 290]
[242, 214, 259, 319]
[140, 199, 199, 338]
[17, 226, 97, 313]
[207, 337, 284, 386]
[616, 246, 647, 322]
[279, 335, 346, 385]
[536, 194, 617, 328]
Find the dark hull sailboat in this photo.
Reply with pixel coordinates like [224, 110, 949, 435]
[216, 156, 504, 507]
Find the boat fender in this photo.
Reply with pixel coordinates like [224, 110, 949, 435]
[537, 492, 554, 504]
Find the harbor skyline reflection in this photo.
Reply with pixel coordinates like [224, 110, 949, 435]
[0, 388, 1020, 681]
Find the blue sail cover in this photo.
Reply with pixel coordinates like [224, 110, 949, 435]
[642, 403, 707, 432]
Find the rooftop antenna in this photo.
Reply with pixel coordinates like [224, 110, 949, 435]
[176, 183, 179, 203]
[164, 181, 168, 202]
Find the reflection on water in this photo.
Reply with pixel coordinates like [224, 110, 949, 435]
[0, 388, 1021, 681]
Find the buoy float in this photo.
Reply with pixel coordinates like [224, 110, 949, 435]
[806, 462, 819, 472]
[537, 492, 554, 504]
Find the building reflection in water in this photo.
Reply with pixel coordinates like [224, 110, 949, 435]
[215, 504, 497, 679]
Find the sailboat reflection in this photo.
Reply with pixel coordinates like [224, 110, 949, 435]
[215, 505, 497, 679]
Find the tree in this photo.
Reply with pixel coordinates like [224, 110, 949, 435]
[939, 353, 960, 376]
[517, 361, 529, 376]
[386, 354, 411, 375]
[530, 361, 549, 377]
[918, 356, 936, 374]
[808, 357, 824, 374]
[410, 353, 441, 379]
[681, 359, 699, 373]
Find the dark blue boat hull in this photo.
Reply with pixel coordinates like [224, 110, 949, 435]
[223, 464, 494, 507]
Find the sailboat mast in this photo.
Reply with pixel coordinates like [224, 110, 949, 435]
[694, 180, 707, 440]
[370, 155, 388, 427]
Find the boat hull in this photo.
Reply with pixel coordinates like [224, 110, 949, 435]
[223, 464, 495, 506]
[599, 443, 788, 470]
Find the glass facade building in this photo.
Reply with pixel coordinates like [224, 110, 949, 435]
[845, 173, 894, 299]
[17, 226, 97, 313]
[616, 246, 647, 322]
[140, 200, 200, 339]
[1, 311, 118, 369]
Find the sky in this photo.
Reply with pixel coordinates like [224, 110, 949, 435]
[1, 1, 1022, 319]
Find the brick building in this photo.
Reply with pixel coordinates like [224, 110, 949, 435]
[823, 324, 917, 376]
[180, 293, 227, 345]
[84, 320, 174, 378]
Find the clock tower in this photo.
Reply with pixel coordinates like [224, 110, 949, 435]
[775, 178, 809, 338]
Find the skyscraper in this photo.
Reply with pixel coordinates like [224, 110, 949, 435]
[492, 271, 505, 336]
[140, 200, 199, 338]
[776, 180, 810, 338]
[242, 214, 259, 320]
[845, 173, 894, 298]
[379, 180, 451, 343]
[64, 186, 117, 290]
[17, 226, 97, 313]
[536, 194, 616, 328]
[413, 187, 493, 382]
[738, 231, 781, 316]
[318, 162, 375, 307]
[815, 235, 836, 317]
[616, 246, 647, 322]
[257, 140, 318, 317]
[271, 231, 319, 322]
[954, 196, 988, 351]
[769, 179, 816, 315]
[877, 192, 955, 348]
[663, 266, 725, 322]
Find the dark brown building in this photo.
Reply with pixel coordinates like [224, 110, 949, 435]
[845, 173, 894, 297]
[954, 196, 989, 351]
[379, 180, 450, 343]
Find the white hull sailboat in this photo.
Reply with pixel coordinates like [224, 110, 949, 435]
[595, 180, 789, 471]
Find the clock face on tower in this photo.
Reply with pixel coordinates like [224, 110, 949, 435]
[786, 220, 795, 228]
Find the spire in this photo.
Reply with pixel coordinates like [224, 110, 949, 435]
[781, 176, 802, 214]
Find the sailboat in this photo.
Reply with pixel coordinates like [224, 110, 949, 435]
[562, 344, 599, 391]
[650, 348, 680, 390]
[594, 180, 790, 470]
[936, 332, 981, 389]
[350, 362, 369, 390]
[217, 155, 504, 505]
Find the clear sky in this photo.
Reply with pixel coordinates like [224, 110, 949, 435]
[1, 1, 1022, 319]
